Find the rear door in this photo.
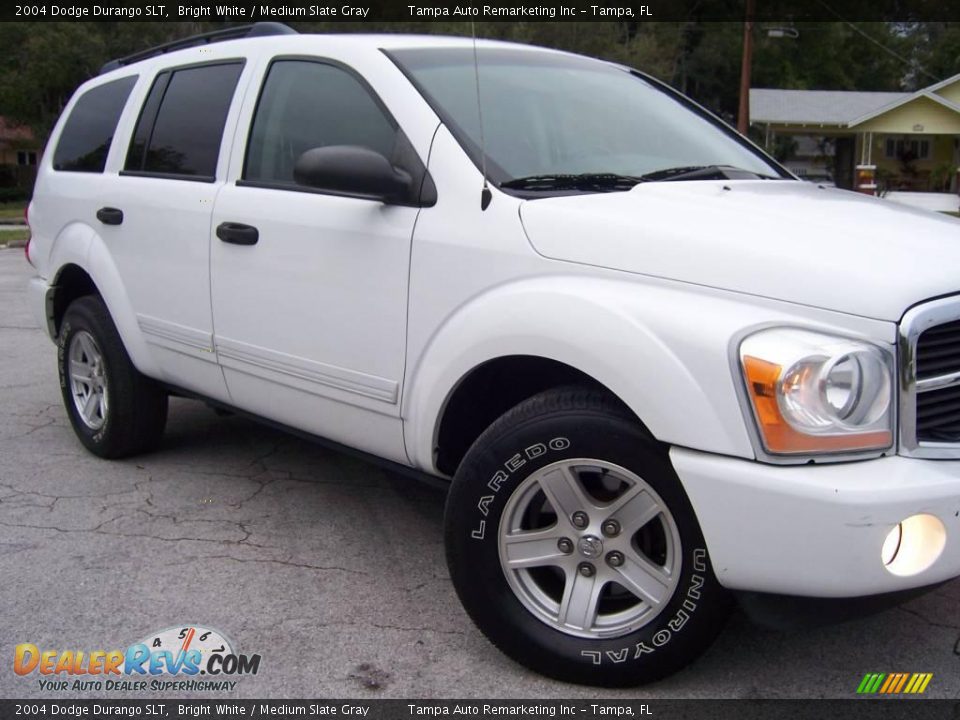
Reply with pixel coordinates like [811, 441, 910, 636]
[210, 56, 423, 463]
[106, 59, 248, 400]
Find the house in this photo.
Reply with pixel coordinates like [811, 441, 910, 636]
[0, 116, 41, 195]
[751, 73, 960, 212]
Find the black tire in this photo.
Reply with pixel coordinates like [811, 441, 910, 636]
[57, 295, 168, 458]
[444, 386, 732, 686]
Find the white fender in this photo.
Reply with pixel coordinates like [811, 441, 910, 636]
[49, 226, 161, 378]
[403, 274, 896, 475]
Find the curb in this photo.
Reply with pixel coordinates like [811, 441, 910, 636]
[1, 239, 27, 249]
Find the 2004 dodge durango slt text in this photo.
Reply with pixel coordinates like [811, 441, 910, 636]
[23, 22, 960, 686]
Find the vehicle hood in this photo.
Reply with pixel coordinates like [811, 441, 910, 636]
[519, 180, 960, 322]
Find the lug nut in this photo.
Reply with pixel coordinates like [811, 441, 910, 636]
[571, 511, 589, 529]
[578, 562, 596, 578]
[601, 519, 621, 537]
[606, 551, 625, 568]
[557, 538, 574, 554]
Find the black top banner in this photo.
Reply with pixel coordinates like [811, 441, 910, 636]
[3, 0, 960, 23]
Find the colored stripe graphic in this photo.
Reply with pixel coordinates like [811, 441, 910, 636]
[857, 672, 932, 694]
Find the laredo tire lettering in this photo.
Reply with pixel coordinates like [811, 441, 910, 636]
[469, 437, 570, 541]
[446, 387, 732, 685]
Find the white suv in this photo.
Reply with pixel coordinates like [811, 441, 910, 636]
[25, 23, 960, 686]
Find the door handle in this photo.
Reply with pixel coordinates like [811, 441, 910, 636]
[96, 207, 124, 225]
[216, 222, 259, 246]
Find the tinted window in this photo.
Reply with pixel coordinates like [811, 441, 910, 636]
[53, 76, 137, 173]
[392, 48, 783, 185]
[244, 60, 397, 184]
[125, 62, 242, 179]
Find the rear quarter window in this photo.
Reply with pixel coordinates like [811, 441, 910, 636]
[53, 75, 138, 173]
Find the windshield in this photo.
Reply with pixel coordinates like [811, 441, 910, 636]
[389, 47, 785, 191]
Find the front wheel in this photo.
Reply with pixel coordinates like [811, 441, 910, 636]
[444, 386, 732, 686]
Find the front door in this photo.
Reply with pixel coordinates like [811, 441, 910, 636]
[210, 58, 420, 463]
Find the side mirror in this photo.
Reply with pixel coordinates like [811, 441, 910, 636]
[293, 146, 413, 204]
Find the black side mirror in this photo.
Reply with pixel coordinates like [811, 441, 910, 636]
[293, 146, 413, 204]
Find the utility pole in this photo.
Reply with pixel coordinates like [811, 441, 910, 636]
[737, 0, 756, 135]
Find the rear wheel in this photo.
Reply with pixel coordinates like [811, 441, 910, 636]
[444, 386, 732, 686]
[58, 296, 168, 458]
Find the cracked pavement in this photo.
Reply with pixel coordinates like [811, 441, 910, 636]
[1, 248, 958, 699]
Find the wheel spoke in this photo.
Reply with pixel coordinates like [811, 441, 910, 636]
[538, 464, 595, 523]
[557, 570, 604, 631]
[502, 527, 568, 569]
[606, 485, 660, 531]
[614, 552, 672, 607]
[71, 372, 92, 386]
[78, 333, 98, 363]
[82, 389, 99, 421]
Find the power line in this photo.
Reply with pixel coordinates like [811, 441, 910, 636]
[814, 0, 941, 84]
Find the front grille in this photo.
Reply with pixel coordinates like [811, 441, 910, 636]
[915, 320, 960, 442]
[901, 297, 960, 457]
[916, 384, 960, 441]
[916, 319, 960, 380]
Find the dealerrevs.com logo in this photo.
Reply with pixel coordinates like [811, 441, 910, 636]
[14, 625, 261, 693]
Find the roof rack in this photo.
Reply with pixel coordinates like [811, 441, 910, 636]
[99, 22, 297, 74]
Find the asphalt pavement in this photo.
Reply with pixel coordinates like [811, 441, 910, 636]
[1, 247, 958, 700]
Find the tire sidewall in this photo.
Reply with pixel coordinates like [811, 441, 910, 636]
[58, 303, 115, 453]
[445, 407, 727, 686]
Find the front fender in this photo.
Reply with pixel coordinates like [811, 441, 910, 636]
[402, 274, 895, 474]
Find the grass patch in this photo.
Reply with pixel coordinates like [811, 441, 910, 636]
[1, 229, 30, 246]
[945, 211, 959, 217]
[0, 202, 27, 220]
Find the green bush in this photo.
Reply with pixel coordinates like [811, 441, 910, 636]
[0, 187, 30, 204]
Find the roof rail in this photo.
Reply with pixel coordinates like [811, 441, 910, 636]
[99, 22, 297, 74]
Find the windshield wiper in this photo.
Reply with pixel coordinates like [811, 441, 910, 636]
[499, 173, 644, 192]
[636, 165, 779, 182]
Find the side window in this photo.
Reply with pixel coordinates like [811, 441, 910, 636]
[125, 62, 243, 180]
[244, 60, 397, 185]
[53, 75, 137, 173]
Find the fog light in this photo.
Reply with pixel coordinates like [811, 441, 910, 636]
[882, 514, 946, 577]
[881, 523, 902, 565]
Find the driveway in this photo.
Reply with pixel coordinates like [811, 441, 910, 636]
[1, 248, 958, 699]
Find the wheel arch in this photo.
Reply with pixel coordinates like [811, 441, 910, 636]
[47, 228, 161, 378]
[433, 355, 650, 476]
[403, 275, 758, 476]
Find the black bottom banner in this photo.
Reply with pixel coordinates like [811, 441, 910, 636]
[1, 700, 959, 720]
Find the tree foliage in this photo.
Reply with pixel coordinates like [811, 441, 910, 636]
[0, 20, 955, 142]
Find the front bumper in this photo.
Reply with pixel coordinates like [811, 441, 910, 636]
[672, 447, 960, 597]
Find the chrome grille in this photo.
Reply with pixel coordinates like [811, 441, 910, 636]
[900, 297, 960, 458]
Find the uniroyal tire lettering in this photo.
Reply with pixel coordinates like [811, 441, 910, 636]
[652, 630, 671, 647]
[688, 574, 704, 600]
[470, 437, 570, 541]
[606, 649, 629, 664]
[588, 548, 710, 665]
[693, 548, 706, 573]
[634, 642, 655, 658]
[667, 610, 689, 632]
[581, 651, 602, 665]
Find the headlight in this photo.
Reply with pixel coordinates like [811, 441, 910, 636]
[738, 329, 894, 456]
